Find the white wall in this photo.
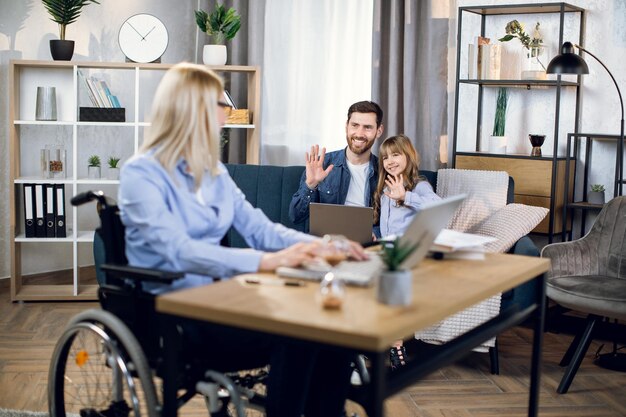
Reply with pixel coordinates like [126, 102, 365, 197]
[449, 0, 626, 205]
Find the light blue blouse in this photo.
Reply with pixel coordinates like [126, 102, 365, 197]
[379, 180, 441, 238]
[119, 153, 315, 293]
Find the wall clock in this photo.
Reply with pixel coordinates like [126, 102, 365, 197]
[119, 14, 169, 63]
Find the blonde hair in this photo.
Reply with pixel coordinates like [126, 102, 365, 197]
[373, 134, 422, 223]
[140, 62, 224, 190]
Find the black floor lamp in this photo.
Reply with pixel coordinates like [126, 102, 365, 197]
[547, 41, 625, 197]
[547, 42, 626, 372]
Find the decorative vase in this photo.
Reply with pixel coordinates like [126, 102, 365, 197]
[108, 167, 120, 180]
[488, 135, 507, 154]
[36, 87, 57, 121]
[521, 46, 546, 80]
[588, 191, 605, 205]
[202, 45, 227, 66]
[529, 134, 546, 157]
[377, 269, 412, 306]
[50, 40, 75, 61]
[88, 166, 101, 179]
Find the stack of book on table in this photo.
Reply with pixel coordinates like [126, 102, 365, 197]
[430, 229, 496, 260]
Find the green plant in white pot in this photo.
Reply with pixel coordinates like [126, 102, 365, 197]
[195, 4, 241, 66]
[107, 156, 121, 180]
[588, 184, 605, 205]
[378, 239, 418, 306]
[489, 87, 508, 154]
[42, 0, 101, 61]
[87, 154, 101, 179]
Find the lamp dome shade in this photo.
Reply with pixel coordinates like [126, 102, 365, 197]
[547, 42, 589, 74]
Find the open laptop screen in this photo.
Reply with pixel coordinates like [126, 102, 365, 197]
[309, 203, 374, 245]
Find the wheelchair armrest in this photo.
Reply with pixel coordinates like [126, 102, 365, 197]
[101, 263, 184, 284]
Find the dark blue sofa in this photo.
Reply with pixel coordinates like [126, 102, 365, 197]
[223, 163, 540, 320]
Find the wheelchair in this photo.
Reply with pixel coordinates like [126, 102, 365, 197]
[48, 191, 268, 417]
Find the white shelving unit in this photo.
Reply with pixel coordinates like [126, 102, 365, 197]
[9, 60, 261, 301]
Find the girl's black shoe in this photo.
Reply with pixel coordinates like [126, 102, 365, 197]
[389, 345, 407, 370]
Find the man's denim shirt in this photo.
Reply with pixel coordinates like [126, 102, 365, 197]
[288, 147, 379, 229]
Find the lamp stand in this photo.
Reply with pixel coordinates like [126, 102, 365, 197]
[575, 44, 625, 196]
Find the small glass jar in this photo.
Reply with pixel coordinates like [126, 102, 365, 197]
[42, 145, 66, 179]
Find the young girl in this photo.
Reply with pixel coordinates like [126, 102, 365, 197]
[373, 134, 441, 369]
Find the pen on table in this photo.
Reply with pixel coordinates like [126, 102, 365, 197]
[245, 278, 305, 287]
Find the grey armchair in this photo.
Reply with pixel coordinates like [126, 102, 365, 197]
[541, 196, 626, 394]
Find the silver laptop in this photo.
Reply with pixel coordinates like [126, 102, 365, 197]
[277, 194, 466, 286]
[309, 203, 374, 245]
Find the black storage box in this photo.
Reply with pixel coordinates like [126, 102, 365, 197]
[79, 107, 126, 122]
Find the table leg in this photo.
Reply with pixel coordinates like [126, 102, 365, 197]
[161, 314, 180, 417]
[365, 350, 388, 417]
[528, 273, 546, 417]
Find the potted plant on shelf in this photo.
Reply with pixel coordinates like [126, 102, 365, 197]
[87, 154, 101, 179]
[588, 184, 606, 205]
[499, 20, 546, 80]
[195, 4, 241, 65]
[378, 239, 418, 306]
[42, 0, 101, 61]
[489, 87, 508, 154]
[108, 156, 121, 180]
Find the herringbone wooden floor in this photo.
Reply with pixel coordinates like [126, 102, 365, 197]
[1, 278, 625, 416]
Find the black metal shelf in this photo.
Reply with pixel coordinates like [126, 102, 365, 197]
[456, 151, 570, 160]
[567, 202, 604, 211]
[459, 79, 579, 88]
[562, 133, 623, 241]
[461, 3, 583, 16]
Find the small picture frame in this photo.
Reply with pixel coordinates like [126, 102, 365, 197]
[223, 90, 237, 109]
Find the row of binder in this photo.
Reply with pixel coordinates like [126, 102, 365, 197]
[23, 184, 66, 238]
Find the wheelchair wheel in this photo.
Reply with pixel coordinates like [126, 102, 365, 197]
[48, 309, 159, 417]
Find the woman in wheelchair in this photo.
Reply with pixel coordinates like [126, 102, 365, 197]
[118, 63, 365, 417]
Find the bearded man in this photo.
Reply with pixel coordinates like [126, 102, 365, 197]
[289, 101, 384, 227]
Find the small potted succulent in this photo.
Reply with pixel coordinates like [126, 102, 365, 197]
[378, 239, 418, 306]
[107, 156, 121, 180]
[87, 154, 101, 179]
[588, 184, 605, 205]
[195, 4, 241, 65]
[42, 0, 101, 61]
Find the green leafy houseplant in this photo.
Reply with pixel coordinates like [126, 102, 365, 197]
[380, 239, 419, 272]
[591, 184, 605, 193]
[195, 4, 241, 45]
[107, 156, 120, 169]
[492, 87, 508, 137]
[88, 155, 101, 167]
[42, 0, 100, 40]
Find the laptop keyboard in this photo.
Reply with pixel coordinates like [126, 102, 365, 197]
[276, 254, 383, 287]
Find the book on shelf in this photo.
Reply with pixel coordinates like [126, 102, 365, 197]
[223, 90, 237, 109]
[470, 36, 501, 80]
[79, 72, 122, 108]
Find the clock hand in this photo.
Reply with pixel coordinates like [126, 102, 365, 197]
[127, 22, 146, 40]
[143, 26, 156, 39]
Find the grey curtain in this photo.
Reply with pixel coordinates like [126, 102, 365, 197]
[201, 0, 266, 163]
[372, 0, 449, 170]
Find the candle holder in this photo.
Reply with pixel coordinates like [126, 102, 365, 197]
[529, 134, 546, 157]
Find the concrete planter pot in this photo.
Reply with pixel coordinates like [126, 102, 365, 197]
[377, 269, 412, 306]
[588, 191, 605, 205]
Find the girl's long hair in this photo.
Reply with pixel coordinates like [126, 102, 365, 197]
[373, 134, 421, 223]
[140, 62, 223, 190]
